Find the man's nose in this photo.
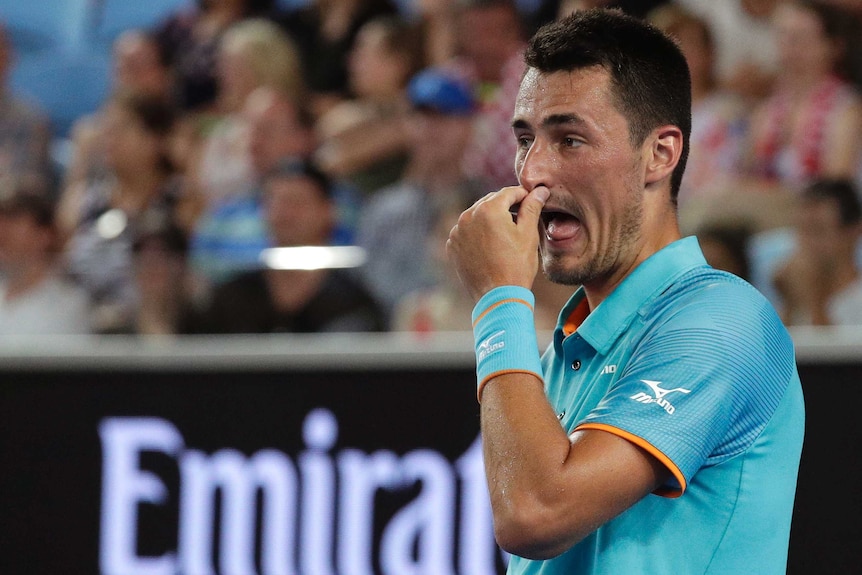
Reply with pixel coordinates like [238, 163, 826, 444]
[517, 139, 552, 191]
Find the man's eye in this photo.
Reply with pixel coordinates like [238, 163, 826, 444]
[517, 136, 533, 148]
[563, 137, 579, 147]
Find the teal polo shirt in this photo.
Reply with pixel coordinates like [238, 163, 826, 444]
[508, 236, 805, 575]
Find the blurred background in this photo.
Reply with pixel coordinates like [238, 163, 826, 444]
[0, 0, 860, 573]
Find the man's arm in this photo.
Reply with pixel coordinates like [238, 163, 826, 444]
[448, 186, 670, 559]
[480, 372, 669, 559]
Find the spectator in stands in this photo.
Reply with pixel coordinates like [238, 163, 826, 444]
[197, 159, 386, 333]
[0, 23, 54, 198]
[189, 85, 315, 291]
[0, 187, 91, 335]
[414, 0, 459, 67]
[58, 91, 184, 333]
[673, 0, 781, 103]
[450, 0, 527, 191]
[63, 29, 174, 197]
[154, 0, 276, 114]
[648, 4, 748, 207]
[314, 15, 424, 199]
[772, 178, 862, 325]
[354, 67, 483, 324]
[275, 0, 399, 119]
[696, 222, 754, 282]
[742, 0, 862, 195]
[191, 18, 303, 214]
[393, 193, 573, 333]
[129, 211, 199, 336]
[552, 0, 668, 21]
[820, 0, 862, 92]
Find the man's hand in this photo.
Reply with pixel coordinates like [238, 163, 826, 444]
[447, 186, 550, 302]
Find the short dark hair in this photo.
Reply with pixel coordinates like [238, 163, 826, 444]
[524, 8, 692, 202]
[132, 211, 188, 255]
[0, 189, 55, 228]
[264, 157, 333, 199]
[696, 222, 753, 281]
[802, 178, 862, 227]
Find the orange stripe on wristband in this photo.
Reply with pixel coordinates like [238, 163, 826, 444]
[472, 298, 534, 328]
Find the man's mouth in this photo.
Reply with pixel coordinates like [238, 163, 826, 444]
[541, 210, 582, 242]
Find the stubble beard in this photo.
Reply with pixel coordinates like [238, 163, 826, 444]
[541, 194, 644, 287]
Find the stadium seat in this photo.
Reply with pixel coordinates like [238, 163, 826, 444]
[0, 0, 91, 54]
[9, 47, 111, 138]
[90, 0, 193, 48]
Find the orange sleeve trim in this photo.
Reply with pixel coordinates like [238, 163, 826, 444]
[477, 369, 544, 403]
[472, 298, 534, 328]
[574, 422, 686, 498]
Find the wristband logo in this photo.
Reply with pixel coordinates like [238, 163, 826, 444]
[477, 330, 506, 362]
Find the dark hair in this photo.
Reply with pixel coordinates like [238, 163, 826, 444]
[115, 91, 176, 138]
[132, 211, 188, 255]
[524, 8, 692, 202]
[697, 222, 753, 281]
[802, 178, 862, 227]
[0, 189, 55, 228]
[112, 90, 177, 173]
[264, 157, 333, 199]
[366, 15, 424, 80]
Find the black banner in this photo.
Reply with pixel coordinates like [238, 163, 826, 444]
[0, 337, 859, 574]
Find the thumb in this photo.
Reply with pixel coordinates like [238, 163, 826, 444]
[517, 186, 550, 229]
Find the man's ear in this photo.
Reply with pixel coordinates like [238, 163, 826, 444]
[644, 125, 683, 186]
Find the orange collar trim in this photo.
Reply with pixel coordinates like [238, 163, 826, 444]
[563, 298, 591, 336]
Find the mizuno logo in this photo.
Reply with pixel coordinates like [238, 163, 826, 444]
[477, 330, 506, 361]
[629, 379, 691, 414]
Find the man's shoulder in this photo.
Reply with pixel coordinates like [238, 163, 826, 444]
[669, 266, 771, 310]
[647, 267, 792, 357]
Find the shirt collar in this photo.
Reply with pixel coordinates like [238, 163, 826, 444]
[554, 236, 707, 355]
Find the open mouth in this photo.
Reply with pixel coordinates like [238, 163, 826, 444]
[541, 210, 582, 242]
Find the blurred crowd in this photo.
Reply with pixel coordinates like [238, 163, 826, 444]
[0, 0, 861, 337]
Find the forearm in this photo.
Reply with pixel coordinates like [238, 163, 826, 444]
[471, 287, 589, 557]
[316, 119, 408, 176]
[480, 373, 588, 558]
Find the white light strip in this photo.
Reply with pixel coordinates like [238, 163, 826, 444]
[260, 246, 368, 270]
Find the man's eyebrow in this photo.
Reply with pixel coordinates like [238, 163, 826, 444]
[511, 114, 586, 131]
[542, 113, 586, 129]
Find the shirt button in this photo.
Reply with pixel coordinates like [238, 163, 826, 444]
[572, 360, 581, 370]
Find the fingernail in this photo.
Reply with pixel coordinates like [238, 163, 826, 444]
[534, 187, 550, 204]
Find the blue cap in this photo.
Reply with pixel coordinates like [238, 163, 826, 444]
[407, 68, 475, 116]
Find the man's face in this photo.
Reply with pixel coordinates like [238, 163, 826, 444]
[112, 33, 169, 98]
[797, 197, 855, 263]
[244, 95, 310, 174]
[457, 5, 520, 82]
[774, 3, 835, 76]
[264, 175, 332, 247]
[408, 110, 473, 166]
[0, 212, 50, 271]
[512, 66, 646, 287]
